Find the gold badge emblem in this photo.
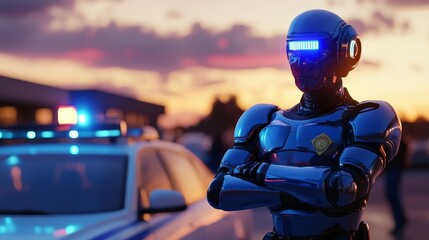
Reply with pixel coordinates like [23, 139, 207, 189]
[312, 133, 333, 156]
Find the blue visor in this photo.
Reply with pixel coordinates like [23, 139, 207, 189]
[288, 40, 319, 51]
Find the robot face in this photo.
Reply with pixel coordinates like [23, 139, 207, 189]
[286, 39, 332, 93]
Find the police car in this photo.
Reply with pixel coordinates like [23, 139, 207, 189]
[0, 106, 254, 239]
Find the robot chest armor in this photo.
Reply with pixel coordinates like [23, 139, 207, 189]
[258, 109, 345, 166]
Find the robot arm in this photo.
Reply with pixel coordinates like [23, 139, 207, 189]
[258, 145, 385, 210]
[207, 173, 283, 211]
[211, 145, 379, 211]
[216, 103, 280, 173]
[207, 104, 281, 210]
[226, 143, 386, 213]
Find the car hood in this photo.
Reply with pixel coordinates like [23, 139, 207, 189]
[0, 212, 137, 240]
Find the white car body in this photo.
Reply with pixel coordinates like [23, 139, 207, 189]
[0, 137, 254, 240]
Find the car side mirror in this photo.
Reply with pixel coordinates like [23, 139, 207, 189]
[140, 189, 187, 214]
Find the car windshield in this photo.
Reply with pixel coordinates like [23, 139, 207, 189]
[0, 153, 127, 214]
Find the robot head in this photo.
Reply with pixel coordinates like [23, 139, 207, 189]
[286, 10, 361, 93]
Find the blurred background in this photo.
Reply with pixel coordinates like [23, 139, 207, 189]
[0, 0, 428, 239]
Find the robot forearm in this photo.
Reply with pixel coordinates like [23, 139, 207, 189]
[211, 162, 364, 212]
[263, 164, 336, 208]
[208, 146, 283, 211]
[255, 151, 381, 210]
[208, 149, 387, 217]
[207, 173, 282, 211]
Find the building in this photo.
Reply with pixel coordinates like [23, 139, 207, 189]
[0, 75, 165, 129]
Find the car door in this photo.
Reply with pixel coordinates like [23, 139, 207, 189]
[158, 148, 247, 240]
[137, 148, 205, 240]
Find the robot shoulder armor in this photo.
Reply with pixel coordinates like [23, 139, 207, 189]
[349, 100, 402, 158]
[234, 104, 279, 143]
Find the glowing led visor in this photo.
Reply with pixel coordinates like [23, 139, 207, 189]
[288, 40, 319, 51]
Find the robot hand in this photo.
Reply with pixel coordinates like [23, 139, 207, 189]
[231, 161, 267, 185]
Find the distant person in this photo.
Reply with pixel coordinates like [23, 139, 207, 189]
[385, 136, 409, 236]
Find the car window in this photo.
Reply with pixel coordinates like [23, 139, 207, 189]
[138, 150, 173, 208]
[0, 154, 127, 214]
[159, 150, 206, 204]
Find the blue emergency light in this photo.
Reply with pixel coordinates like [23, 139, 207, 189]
[288, 40, 319, 51]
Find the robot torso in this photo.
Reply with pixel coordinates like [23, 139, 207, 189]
[259, 106, 347, 167]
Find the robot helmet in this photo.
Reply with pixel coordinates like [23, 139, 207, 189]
[286, 9, 361, 93]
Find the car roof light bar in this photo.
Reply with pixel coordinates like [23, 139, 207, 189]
[0, 123, 125, 141]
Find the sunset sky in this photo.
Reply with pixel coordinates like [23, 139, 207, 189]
[0, 0, 428, 129]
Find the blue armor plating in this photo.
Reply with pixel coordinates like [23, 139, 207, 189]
[234, 104, 279, 143]
[207, 9, 402, 239]
[218, 175, 282, 211]
[219, 148, 254, 171]
[349, 100, 402, 160]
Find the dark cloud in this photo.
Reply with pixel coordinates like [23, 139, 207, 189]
[372, 11, 395, 29]
[3, 2, 401, 75]
[357, 0, 429, 7]
[0, 0, 74, 16]
[347, 11, 408, 35]
[385, 0, 429, 6]
[0, 10, 286, 73]
[346, 19, 373, 35]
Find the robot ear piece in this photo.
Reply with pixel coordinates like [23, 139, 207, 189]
[337, 25, 361, 78]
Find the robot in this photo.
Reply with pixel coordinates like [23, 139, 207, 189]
[207, 9, 402, 240]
